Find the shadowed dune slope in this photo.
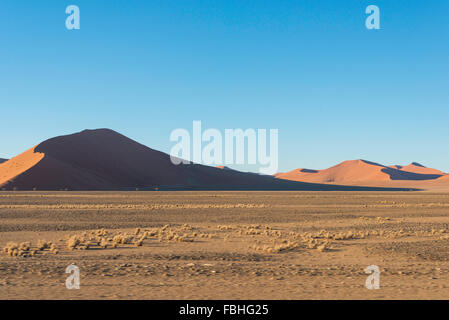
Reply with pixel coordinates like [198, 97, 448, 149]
[0, 129, 406, 191]
[276, 159, 444, 184]
[0, 159, 7, 164]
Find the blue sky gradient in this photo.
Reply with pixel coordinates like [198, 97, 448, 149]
[0, 0, 448, 172]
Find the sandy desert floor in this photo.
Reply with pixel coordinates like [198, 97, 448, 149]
[1, 191, 449, 299]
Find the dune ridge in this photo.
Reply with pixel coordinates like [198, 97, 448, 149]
[389, 162, 445, 175]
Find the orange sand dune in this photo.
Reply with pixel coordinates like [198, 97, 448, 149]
[389, 162, 445, 175]
[0, 129, 401, 191]
[275, 159, 449, 191]
[275, 159, 443, 185]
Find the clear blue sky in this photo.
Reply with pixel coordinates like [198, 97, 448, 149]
[1, 0, 448, 172]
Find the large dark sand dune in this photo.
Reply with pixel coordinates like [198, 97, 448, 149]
[0, 129, 404, 191]
[0, 159, 7, 164]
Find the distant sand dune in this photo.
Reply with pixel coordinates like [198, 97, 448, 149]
[275, 160, 449, 191]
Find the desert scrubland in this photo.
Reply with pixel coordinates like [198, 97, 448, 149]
[1, 191, 449, 299]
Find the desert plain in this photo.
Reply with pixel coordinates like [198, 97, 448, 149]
[1, 190, 449, 299]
